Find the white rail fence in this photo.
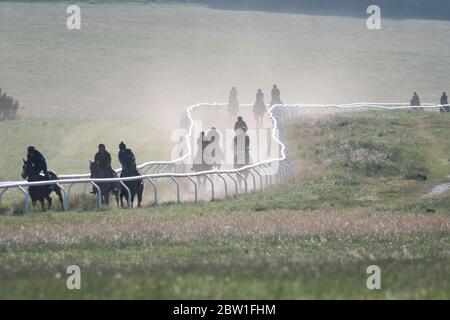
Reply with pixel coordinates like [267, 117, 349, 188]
[0, 102, 447, 212]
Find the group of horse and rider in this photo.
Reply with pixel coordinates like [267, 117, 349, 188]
[22, 87, 448, 211]
[191, 85, 283, 187]
[228, 85, 283, 128]
[21, 142, 144, 211]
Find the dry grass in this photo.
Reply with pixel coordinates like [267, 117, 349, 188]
[1, 210, 449, 246]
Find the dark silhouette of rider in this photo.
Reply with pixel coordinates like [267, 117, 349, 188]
[234, 116, 248, 132]
[229, 87, 238, 105]
[205, 127, 223, 169]
[441, 92, 449, 112]
[27, 146, 49, 178]
[256, 88, 264, 102]
[441, 92, 448, 105]
[410, 92, 421, 106]
[233, 127, 250, 168]
[94, 143, 115, 176]
[118, 141, 136, 176]
[270, 84, 283, 106]
[227, 86, 240, 119]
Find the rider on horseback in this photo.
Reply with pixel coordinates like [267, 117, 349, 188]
[234, 116, 248, 132]
[118, 141, 137, 177]
[95, 143, 115, 177]
[228, 86, 239, 120]
[253, 89, 266, 128]
[440, 92, 449, 112]
[26, 146, 49, 178]
[410, 92, 421, 107]
[270, 84, 283, 107]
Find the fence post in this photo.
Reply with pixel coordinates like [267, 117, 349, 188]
[67, 183, 75, 200]
[170, 175, 180, 203]
[225, 172, 239, 195]
[265, 164, 273, 186]
[56, 183, 69, 212]
[216, 173, 228, 198]
[259, 165, 270, 188]
[235, 171, 248, 193]
[203, 174, 214, 201]
[280, 161, 291, 180]
[247, 169, 257, 193]
[186, 176, 198, 202]
[119, 181, 132, 207]
[146, 177, 157, 205]
[90, 181, 102, 210]
[18, 186, 29, 213]
[251, 167, 263, 191]
[0, 188, 8, 207]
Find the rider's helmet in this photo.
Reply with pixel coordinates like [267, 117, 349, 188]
[98, 143, 106, 151]
[119, 141, 126, 150]
[27, 146, 35, 154]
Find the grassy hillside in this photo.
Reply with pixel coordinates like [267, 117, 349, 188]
[0, 118, 171, 182]
[0, 110, 449, 299]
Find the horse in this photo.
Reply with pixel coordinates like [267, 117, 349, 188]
[89, 161, 119, 207]
[253, 99, 266, 128]
[119, 161, 144, 208]
[227, 100, 239, 122]
[21, 159, 64, 211]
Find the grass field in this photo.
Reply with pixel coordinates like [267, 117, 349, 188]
[0, 109, 449, 299]
[0, 118, 171, 182]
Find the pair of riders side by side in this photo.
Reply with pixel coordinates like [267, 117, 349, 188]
[90, 142, 137, 194]
[410, 91, 450, 112]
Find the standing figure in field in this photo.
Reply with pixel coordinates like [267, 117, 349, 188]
[253, 88, 266, 128]
[205, 127, 223, 170]
[410, 92, 421, 107]
[21, 150, 63, 211]
[117, 142, 143, 207]
[233, 128, 251, 191]
[440, 92, 449, 112]
[26, 146, 49, 178]
[227, 86, 239, 121]
[270, 84, 283, 107]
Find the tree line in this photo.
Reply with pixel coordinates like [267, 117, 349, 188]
[0, 89, 20, 121]
[200, 0, 450, 19]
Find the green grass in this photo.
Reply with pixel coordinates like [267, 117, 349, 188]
[0, 118, 169, 182]
[1, 236, 449, 299]
[0, 110, 449, 299]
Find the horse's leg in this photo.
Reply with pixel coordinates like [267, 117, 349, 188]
[105, 192, 109, 206]
[114, 190, 120, 208]
[137, 185, 143, 208]
[130, 191, 135, 208]
[40, 199, 46, 211]
[120, 191, 125, 208]
[56, 189, 64, 210]
[46, 196, 52, 210]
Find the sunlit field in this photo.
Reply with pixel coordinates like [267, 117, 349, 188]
[0, 110, 449, 299]
[1, 1, 450, 300]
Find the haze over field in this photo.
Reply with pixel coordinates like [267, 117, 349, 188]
[1, 1, 450, 123]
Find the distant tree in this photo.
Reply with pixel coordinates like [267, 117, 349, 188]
[0, 89, 20, 121]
